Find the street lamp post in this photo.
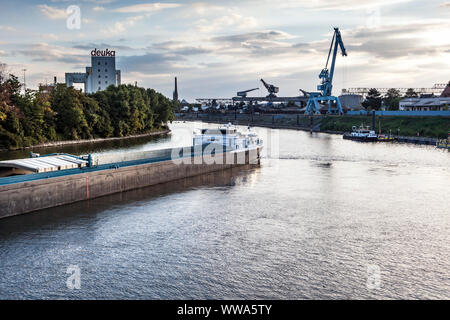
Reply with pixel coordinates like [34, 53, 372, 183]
[22, 68, 27, 94]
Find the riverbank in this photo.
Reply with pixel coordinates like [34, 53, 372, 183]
[0, 129, 170, 152]
[175, 113, 449, 140]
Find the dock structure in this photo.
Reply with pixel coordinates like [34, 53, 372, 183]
[342, 83, 447, 97]
[231, 96, 307, 104]
[395, 136, 438, 145]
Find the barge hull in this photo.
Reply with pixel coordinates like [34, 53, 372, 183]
[0, 148, 261, 219]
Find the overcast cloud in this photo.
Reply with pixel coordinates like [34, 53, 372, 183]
[0, 0, 449, 100]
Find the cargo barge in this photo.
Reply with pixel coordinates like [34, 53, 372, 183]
[0, 124, 263, 219]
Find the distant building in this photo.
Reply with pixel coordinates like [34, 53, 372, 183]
[440, 81, 450, 97]
[38, 76, 58, 94]
[399, 97, 450, 111]
[65, 48, 121, 94]
[339, 94, 363, 110]
[399, 82, 450, 111]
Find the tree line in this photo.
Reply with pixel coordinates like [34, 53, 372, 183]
[362, 88, 425, 111]
[0, 70, 174, 150]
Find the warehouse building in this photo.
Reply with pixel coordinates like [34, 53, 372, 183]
[338, 94, 363, 110]
[399, 82, 450, 111]
[65, 48, 121, 94]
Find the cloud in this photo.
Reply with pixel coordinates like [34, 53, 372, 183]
[172, 47, 212, 55]
[102, 15, 145, 34]
[16, 43, 87, 64]
[112, 3, 182, 13]
[261, 0, 413, 10]
[189, 2, 225, 15]
[40, 33, 60, 40]
[194, 13, 258, 33]
[119, 52, 190, 74]
[38, 5, 68, 20]
[347, 22, 442, 39]
[82, 18, 94, 24]
[152, 41, 212, 55]
[347, 38, 441, 58]
[212, 31, 293, 43]
[72, 43, 137, 51]
[49, 0, 116, 3]
[0, 25, 16, 31]
[344, 23, 450, 58]
[6, 0, 450, 99]
[210, 30, 298, 56]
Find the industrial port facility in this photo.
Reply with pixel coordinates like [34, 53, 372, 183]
[178, 28, 450, 115]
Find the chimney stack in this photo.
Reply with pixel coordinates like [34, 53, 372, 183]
[173, 77, 179, 101]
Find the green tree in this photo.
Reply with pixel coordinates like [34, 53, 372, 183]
[362, 88, 382, 111]
[383, 88, 401, 111]
[51, 84, 90, 140]
[0, 69, 175, 150]
[404, 88, 418, 98]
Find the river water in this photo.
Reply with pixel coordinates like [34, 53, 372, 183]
[0, 121, 449, 299]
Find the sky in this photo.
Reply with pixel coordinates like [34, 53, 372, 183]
[0, 0, 449, 101]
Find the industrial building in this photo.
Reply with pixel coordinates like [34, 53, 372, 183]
[65, 48, 121, 93]
[399, 82, 450, 111]
[38, 76, 58, 95]
[400, 97, 450, 111]
[342, 83, 446, 98]
[338, 94, 363, 110]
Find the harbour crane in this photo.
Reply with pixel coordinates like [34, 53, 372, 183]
[237, 88, 259, 97]
[260, 79, 279, 98]
[299, 89, 310, 98]
[304, 27, 347, 114]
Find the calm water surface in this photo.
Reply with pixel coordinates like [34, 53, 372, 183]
[0, 121, 449, 299]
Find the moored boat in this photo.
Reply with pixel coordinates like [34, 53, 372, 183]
[377, 134, 396, 142]
[436, 133, 450, 149]
[343, 125, 378, 142]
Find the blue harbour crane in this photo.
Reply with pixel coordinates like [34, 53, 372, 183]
[304, 27, 347, 114]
